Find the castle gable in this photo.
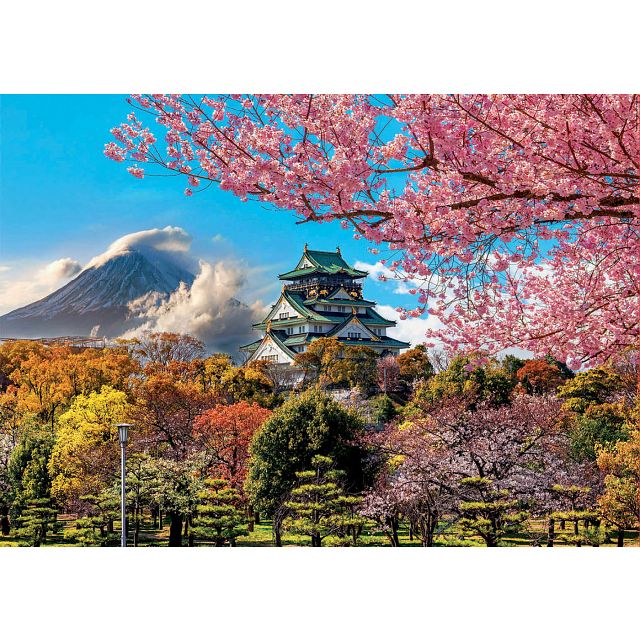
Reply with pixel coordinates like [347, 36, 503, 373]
[265, 294, 303, 322]
[328, 287, 355, 300]
[329, 315, 379, 341]
[251, 334, 296, 364]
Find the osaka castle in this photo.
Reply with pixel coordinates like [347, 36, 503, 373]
[240, 245, 410, 366]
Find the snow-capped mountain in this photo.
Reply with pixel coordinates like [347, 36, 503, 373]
[0, 247, 196, 338]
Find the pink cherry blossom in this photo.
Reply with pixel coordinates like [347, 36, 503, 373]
[106, 94, 639, 366]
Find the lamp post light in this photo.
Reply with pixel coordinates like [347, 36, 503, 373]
[116, 423, 133, 547]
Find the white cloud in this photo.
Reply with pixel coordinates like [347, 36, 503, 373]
[41, 258, 82, 281]
[0, 257, 82, 315]
[121, 259, 268, 354]
[377, 304, 446, 349]
[355, 260, 435, 294]
[86, 225, 192, 269]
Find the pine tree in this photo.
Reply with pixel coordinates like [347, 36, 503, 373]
[457, 477, 528, 547]
[192, 479, 247, 547]
[13, 497, 60, 547]
[549, 485, 602, 547]
[64, 489, 120, 547]
[284, 455, 364, 547]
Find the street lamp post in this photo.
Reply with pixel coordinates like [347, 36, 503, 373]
[116, 423, 132, 547]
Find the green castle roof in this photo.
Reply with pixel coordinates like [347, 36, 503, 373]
[254, 290, 396, 329]
[279, 247, 368, 280]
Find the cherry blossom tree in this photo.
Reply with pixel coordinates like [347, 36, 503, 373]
[365, 393, 590, 545]
[107, 94, 639, 367]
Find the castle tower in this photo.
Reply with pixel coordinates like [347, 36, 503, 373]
[240, 246, 410, 366]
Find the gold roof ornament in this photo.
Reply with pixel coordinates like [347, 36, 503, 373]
[266, 320, 272, 332]
[336, 245, 341, 255]
[304, 242, 308, 251]
[352, 306, 357, 315]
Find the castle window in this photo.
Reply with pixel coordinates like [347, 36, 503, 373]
[347, 331, 361, 339]
[262, 355, 278, 363]
[279, 312, 289, 320]
[323, 305, 331, 311]
[287, 327, 294, 335]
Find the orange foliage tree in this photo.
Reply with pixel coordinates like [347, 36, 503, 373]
[193, 401, 272, 491]
[516, 359, 568, 395]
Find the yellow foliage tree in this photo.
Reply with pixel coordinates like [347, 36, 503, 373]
[48, 386, 131, 507]
[596, 426, 640, 546]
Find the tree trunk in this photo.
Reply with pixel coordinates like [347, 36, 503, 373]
[311, 533, 321, 547]
[159, 509, 163, 530]
[247, 505, 254, 533]
[168, 512, 183, 547]
[0, 506, 10, 536]
[188, 516, 194, 547]
[254, 511, 260, 525]
[390, 516, 400, 547]
[273, 521, 283, 547]
[617, 529, 625, 547]
[547, 517, 555, 547]
[134, 507, 140, 547]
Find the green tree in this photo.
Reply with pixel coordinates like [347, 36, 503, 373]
[333, 345, 378, 392]
[283, 455, 364, 547]
[64, 488, 120, 547]
[125, 454, 155, 547]
[7, 420, 54, 526]
[558, 367, 630, 461]
[12, 497, 60, 547]
[501, 354, 526, 382]
[548, 485, 600, 547]
[557, 367, 624, 414]
[369, 394, 397, 426]
[192, 478, 247, 546]
[570, 404, 629, 461]
[246, 390, 366, 545]
[412, 355, 515, 408]
[457, 477, 527, 547]
[295, 337, 344, 388]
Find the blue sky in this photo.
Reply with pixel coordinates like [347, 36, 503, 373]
[0, 95, 430, 344]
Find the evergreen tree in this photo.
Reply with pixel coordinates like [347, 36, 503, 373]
[64, 488, 120, 547]
[246, 390, 366, 545]
[192, 479, 247, 547]
[8, 422, 54, 518]
[283, 455, 364, 547]
[457, 477, 527, 547]
[13, 497, 60, 547]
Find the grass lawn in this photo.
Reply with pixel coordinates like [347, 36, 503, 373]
[1, 514, 638, 547]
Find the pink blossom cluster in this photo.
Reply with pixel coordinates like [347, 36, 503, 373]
[106, 94, 639, 366]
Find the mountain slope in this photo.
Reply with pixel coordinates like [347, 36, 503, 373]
[0, 248, 196, 338]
